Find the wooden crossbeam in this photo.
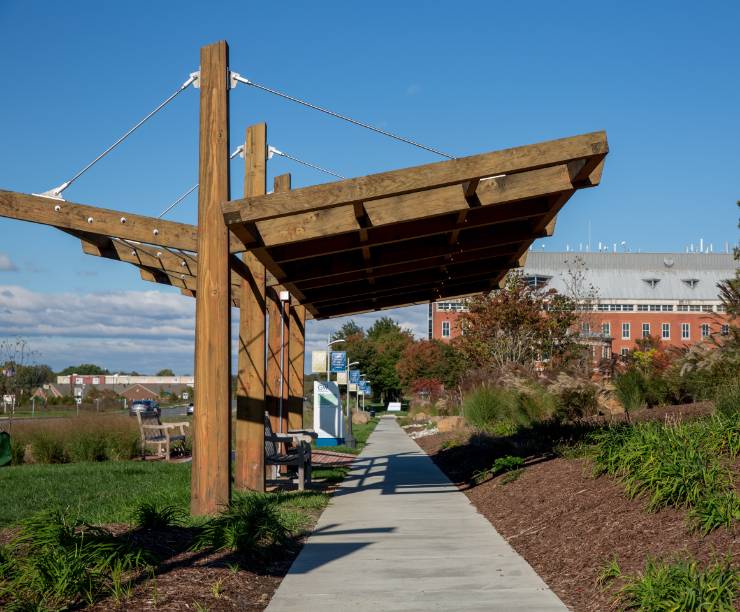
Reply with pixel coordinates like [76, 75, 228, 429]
[0, 190, 248, 253]
[227, 163, 575, 252]
[222, 131, 607, 224]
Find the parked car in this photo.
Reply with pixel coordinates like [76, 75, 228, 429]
[187, 403, 194, 415]
[129, 399, 160, 417]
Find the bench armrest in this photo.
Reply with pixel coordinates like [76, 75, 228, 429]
[163, 421, 190, 429]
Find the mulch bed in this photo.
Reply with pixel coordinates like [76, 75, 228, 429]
[415, 403, 738, 612]
[88, 517, 323, 612]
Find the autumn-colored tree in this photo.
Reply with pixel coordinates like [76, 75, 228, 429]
[396, 339, 464, 390]
[456, 272, 578, 372]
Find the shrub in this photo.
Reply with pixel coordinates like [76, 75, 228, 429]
[463, 385, 557, 433]
[618, 557, 738, 611]
[613, 370, 645, 413]
[714, 381, 740, 419]
[555, 382, 598, 421]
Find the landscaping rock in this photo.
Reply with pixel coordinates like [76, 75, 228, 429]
[437, 416, 465, 432]
[352, 411, 370, 425]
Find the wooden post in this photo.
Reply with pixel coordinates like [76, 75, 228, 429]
[235, 123, 268, 492]
[191, 41, 231, 516]
[274, 174, 292, 436]
[266, 286, 282, 434]
[288, 303, 306, 431]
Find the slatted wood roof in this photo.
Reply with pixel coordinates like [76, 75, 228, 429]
[222, 131, 608, 318]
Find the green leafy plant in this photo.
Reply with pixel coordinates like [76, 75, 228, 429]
[613, 370, 645, 415]
[714, 381, 740, 420]
[0, 509, 150, 609]
[132, 502, 187, 530]
[596, 556, 622, 588]
[618, 557, 738, 611]
[192, 493, 302, 557]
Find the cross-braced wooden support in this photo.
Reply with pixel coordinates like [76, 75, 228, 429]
[191, 40, 232, 516]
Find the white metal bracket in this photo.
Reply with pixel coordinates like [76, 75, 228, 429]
[32, 181, 69, 201]
[190, 71, 200, 89]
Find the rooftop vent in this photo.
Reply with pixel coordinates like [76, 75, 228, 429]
[682, 278, 700, 289]
[643, 278, 660, 289]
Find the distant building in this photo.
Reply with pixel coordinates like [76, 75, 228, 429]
[430, 252, 736, 360]
[55, 374, 193, 401]
[119, 383, 161, 403]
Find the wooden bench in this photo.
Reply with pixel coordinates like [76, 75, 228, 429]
[264, 412, 312, 491]
[136, 412, 189, 461]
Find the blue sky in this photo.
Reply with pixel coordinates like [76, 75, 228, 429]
[0, 1, 738, 373]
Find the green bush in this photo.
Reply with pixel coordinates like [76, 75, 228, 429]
[619, 557, 738, 611]
[463, 386, 556, 433]
[555, 382, 598, 421]
[132, 502, 186, 530]
[613, 370, 645, 412]
[714, 381, 740, 419]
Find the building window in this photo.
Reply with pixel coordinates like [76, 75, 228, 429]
[92, 377, 100, 385]
[642, 323, 650, 338]
[677, 304, 689, 312]
[442, 321, 450, 338]
[690, 305, 701, 312]
[701, 305, 713, 312]
[681, 323, 690, 340]
[721, 324, 729, 336]
[661, 323, 670, 339]
[581, 322, 590, 334]
[717, 304, 726, 313]
[662, 305, 673, 311]
[75, 377, 83, 385]
[602, 346, 611, 359]
[701, 323, 710, 338]
[523, 275, 552, 289]
[602, 322, 610, 336]
[622, 322, 630, 339]
[637, 304, 649, 312]
[620, 347, 629, 359]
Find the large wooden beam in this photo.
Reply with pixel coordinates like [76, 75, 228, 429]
[249, 163, 573, 249]
[235, 123, 268, 492]
[222, 131, 607, 223]
[191, 41, 231, 516]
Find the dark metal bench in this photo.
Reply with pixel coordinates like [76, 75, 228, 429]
[264, 412, 312, 491]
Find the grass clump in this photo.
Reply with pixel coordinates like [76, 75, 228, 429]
[192, 492, 303, 557]
[0, 509, 151, 609]
[463, 386, 556, 434]
[472, 454, 525, 484]
[618, 557, 738, 611]
[132, 502, 187, 530]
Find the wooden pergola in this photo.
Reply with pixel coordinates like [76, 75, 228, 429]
[0, 41, 607, 514]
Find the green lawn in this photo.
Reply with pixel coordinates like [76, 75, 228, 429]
[0, 460, 190, 527]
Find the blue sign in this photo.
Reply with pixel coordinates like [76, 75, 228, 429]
[349, 369, 361, 384]
[358, 380, 370, 394]
[329, 351, 347, 373]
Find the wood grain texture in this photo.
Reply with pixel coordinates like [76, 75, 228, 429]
[191, 41, 232, 516]
[222, 131, 607, 223]
[288, 304, 306, 432]
[235, 123, 268, 492]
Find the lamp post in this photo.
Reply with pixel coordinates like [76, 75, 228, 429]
[360, 374, 368, 412]
[326, 338, 345, 381]
[346, 360, 359, 448]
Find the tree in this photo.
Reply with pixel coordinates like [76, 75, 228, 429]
[156, 368, 175, 377]
[396, 339, 464, 390]
[457, 272, 578, 372]
[58, 364, 109, 376]
[331, 321, 364, 342]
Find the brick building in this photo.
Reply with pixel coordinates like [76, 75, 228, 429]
[429, 252, 735, 359]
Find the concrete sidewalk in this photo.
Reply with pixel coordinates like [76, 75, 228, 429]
[267, 417, 566, 611]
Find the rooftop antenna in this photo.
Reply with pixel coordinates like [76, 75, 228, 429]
[613, 242, 617, 252]
[700, 238, 704, 253]
[620, 240, 627, 252]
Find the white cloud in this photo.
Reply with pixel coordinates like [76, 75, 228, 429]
[0, 285, 430, 375]
[0, 253, 18, 272]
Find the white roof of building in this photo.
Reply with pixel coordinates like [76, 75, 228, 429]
[521, 252, 736, 301]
